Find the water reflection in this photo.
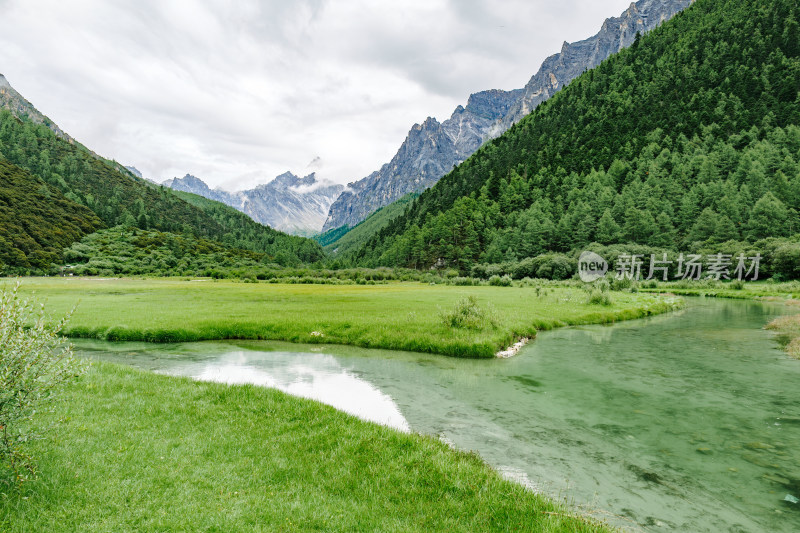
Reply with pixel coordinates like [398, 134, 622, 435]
[76, 342, 409, 431]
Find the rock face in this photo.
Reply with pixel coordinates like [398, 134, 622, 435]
[0, 73, 74, 142]
[322, 0, 692, 232]
[163, 172, 344, 236]
[125, 166, 144, 179]
[322, 88, 521, 232]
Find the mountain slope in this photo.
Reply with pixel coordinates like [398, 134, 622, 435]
[0, 77, 325, 264]
[163, 172, 343, 235]
[322, 0, 692, 232]
[496, 0, 695, 130]
[167, 189, 325, 265]
[355, 0, 800, 270]
[0, 157, 103, 269]
[0, 73, 74, 142]
[317, 193, 418, 258]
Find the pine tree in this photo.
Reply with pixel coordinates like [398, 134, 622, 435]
[747, 192, 788, 239]
[595, 208, 621, 244]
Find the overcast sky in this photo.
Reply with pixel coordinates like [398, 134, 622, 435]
[0, 0, 632, 190]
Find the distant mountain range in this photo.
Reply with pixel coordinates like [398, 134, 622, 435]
[162, 173, 343, 236]
[321, 0, 693, 232]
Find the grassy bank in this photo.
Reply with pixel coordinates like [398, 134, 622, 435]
[0, 362, 611, 532]
[765, 313, 800, 358]
[12, 278, 681, 358]
[638, 280, 800, 300]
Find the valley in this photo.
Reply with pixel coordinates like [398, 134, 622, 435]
[2, 0, 800, 531]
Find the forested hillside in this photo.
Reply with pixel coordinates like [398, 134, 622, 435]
[355, 0, 800, 272]
[0, 110, 324, 267]
[317, 193, 418, 259]
[0, 157, 103, 270]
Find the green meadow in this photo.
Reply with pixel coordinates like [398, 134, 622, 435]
[14, 277, 682, 358]
[0, 277, 683, 532]
[0, 362, 611, 532]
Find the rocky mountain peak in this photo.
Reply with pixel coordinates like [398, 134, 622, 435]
[0, 73, 73, 142]
[270, 171, 301, 188]
[164, 170, 343, 236]
[321, 0, 692, 233]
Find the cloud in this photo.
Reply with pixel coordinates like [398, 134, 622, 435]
[0, 0, 633, 188]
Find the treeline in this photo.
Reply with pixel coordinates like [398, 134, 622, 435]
[62, 227, 441, 283]
[467, 238, 800, 282]
[0, 110, 324, 268]
[354, 0, 800, 275]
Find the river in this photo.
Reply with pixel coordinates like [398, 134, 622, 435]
[73, 298, 800, 532]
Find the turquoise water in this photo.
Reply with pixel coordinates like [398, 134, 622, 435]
[74, 298, 800, 532]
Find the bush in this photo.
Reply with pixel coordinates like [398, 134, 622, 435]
[440, 296, 497, 330]
[611, 276, 632, 291]
[772, 243, 800, 280]
[594, 279, 611, 293]
[531, 254, 576, 280]
[587, 289, 613, 306]
[488, 275, 513, 287]
[511, 257, 539, 279]
[0, 283, 85, 486]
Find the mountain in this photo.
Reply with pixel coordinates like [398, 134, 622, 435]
[495, 0, 695, 131]
[0, 73, 74, 143]
[316, 193, 418, 258]
[354, 0, 800, 273]
[125, 166, 143, 179]
[162, 174, 232, 203]
[322, 0, 692, 232]
[0, 75, 324, 268]
[322, 90, 521, 231]
[163, 172, 344, 236]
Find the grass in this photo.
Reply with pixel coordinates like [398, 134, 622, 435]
[0, 362, 613, 532]
[765, 311, 800, 358]
[13, 278, 682, 358]
[638, 279, 800, 300]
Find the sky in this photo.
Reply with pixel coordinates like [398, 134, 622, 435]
[0, 0, 633, 190]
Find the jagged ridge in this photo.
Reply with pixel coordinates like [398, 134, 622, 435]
[322, 0, 692, 232]
[163, 172, 344, 236]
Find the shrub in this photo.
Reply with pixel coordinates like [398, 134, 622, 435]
[488, 275, 513, 287]
[0, 283, 85, 486]
[611, 276, 632, 291]
[440, 296, 497, 330]
[593, 278, 611, 293]
[531, 254, 576, 280]
[772, 243, 800, 280]
[511, 257, 539, 279]
[587, 289, 613, 306]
